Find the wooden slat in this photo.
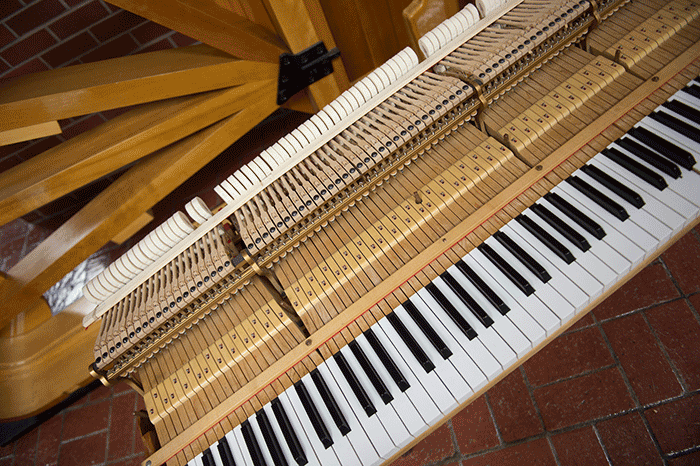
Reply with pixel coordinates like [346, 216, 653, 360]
[0, 79, 274, 227]
[110, 209, 154, 245]
[0, 81, 279, 332]
[0, 121, 61, 145]
[106, 0, 287, 62]
[0, 46, 278, 132]
[262, 0, 349, 109]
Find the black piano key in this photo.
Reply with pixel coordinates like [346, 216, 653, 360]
[452, 261, 510, 315]
[348, 340, 393, 404]
[650, 110, 700, 144]
[440, 272, 494, 327]
[427, 279, 478, 340]
[403, 300, 452, 359]
[683, 83, 700, 98]
[477, 243, 536, 295]
[217, 436, 237, 466]
[544, 193, 605, 240]
[566, 176, 629, 221]
[531, 203, 591, 252]
[310, 369, 351, 435]
[516, 214, 576, 265]
[202, 448, 216, 466]
[294, 381, 334, 448]
[256, 411, 289, 466]
[628, 126, 696, 170]
[241, 420, 268, 466]
[363, 328, 411, 392]
[663, 100, 700, 126]
[601, 148, 667, 191]
[333, 351, 377, 417]
[580, 163, 646, 207]
[493, 231, 552, 283]
[616, 138, 681, 179]
[271, 398, 307, 466]
[386, 312, 435, 373]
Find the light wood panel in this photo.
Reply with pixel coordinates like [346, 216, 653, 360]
[0, 80, 274, 227]
[110, 210, 154, 245]
[0, 121, 61, 146]
[0, 80, 279, 333]
[106, 0, 287, 62]
[0, 46, 277, 132]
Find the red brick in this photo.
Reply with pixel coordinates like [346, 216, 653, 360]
[100, 104, 141, 120]
[131, 21, 171, 45]
[62, 399, 110, 440]
[533, 367, 634, 430]
[604, 313, 682, 405]
[0, 217, 30, 243]
[451, 396, 499, 455]
[551, 426, 607, 466]
[108, 454, 145, 466]
[87, 383, 112, 401]
[61, 114, 105, 140]
[80, 34, 138, 64]
[41, 31, 98, 67]
[171, 32, 197, 47]
[0, 61, 8, 75]
[49, 1, 109, 39]
[391, 423, 454, 466]
[663, 233, 700, 294]
[669, 450, 700, 466]
[524, 326, 614, 387]
[488, 370, 542, 443]
[0, 57, 49, 80]
[6, 0, 65, 36]
[108, 392, 137, 460]
[0, 458, 12, 466]
[597, 412, 662, 466]
[90, 10, 146, 42]
[58, 431, 107, 466]
[0, 236, 25, 271]
[35, 413, 62, 466]
[15, 135, 62, 161]
[0, 24, 16, 49]
[0, 154, 22, 173]
[23, 223, 51, 255]
[0, 440, 14, 458]
[594, 263, 679, 320]
[564, 312, 595, 333]
[1, 29, 57, 67]
[645, 393, 700, 455]
[462, 437, 556, 466]
[0, 0, 23, 18]
[13, 427, 38, 466]
[137, 38, 173, 53]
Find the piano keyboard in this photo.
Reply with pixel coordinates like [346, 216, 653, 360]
[181, 84, 699, 466]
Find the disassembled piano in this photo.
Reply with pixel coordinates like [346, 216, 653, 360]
[80, 0, 700, 464]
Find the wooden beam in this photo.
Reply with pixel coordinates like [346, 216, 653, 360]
[262, 0, 349, 110]
[0, 79, 274, 226]
[0, 121, 61, 145]
[0, 81, 279, 331]
[110, 209, 153, 245]
[107, 0, 287, 62]
[0, 46, 277, 132]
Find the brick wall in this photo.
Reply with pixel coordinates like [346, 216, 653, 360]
[0, 0, 197, 226]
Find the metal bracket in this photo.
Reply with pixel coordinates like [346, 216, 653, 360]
[277, 41, 341, 104]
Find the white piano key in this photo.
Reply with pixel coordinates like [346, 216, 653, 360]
[248, 416, 280, 466]
[209, 445, 225, 466]
[190, 452, 204, 466]
[638, 118, 700, 162]
[232, 424, 254, 466]
[462, 251, 548, 345]
[261, 403, 305, 466]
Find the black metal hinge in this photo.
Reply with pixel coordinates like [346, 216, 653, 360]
[277, 41, 341, 105]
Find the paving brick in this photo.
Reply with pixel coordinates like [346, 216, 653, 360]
[391, 423, 454, 466]
[462, 437, 556, 466]
[551, 426, 607, 466]
[5, 0, 65, 36]
[0, 236, 25, 271]
[61, 114, 105, 140]
[451, 396, 499, 455]
[108, 454, 145, 466]
[662, 233, 700, 294]
[24, 223, 51, 255]
[0, 457, 12, 466]
[49, 0, 110, 39]
[131, 21, 171, 45]
[487, 370, 542, 443]
[524, 326, 613, 387]
[594, 263, 679, 320]
[563, 312, 595, 333]
[1, 29, 57, 67]
[62, 399, 110, 440]
[0, 24, 16, 49]
[669, 450, 700, 466]
[0, 154, 22, 172]
[0, 57, 49, 80]
[35, 413, 62, 466]
[0, 440, 14, 458]
[15, 135, 62, 161]
[137, 38, 173, 53]
[0, 0, 23, 18]
[42, 31, 98, 67]
[108, 392, 137, 460]
[171, 32, 197, 47]
[58, 431, 107, 466]
[13, 426, 38, 466]
[603, 313, 682, 405]
[533, 367, 634, 430]
[0, 217, 30, 243]
[645, 393, 700, 455]
[90, 10, 146, 42]
[80, 34, 137, 63]
[597, 412, 662, 466]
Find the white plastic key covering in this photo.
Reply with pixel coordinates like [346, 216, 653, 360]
[240, 164, 260, 183]
[378, 61, 398, 82]
[452, 11, 470, 30]
[143, 234, 166, 256]
[433, 24, 450, 46]
[83, 281, 102, 303]
[360, 75, 379, 95]
[336, 94, 356, 113]
[366, 71, 386, 92]
[466, 3, 480, 21]
[284, 133, 304, 152]
[316, 109, 335, 129]
[401, 47, 419, 67]
[275, 139, 295, 158]
[214, 185, 234, 203]
[439, 21, 457, 41]
[340, 91, 359, 110]
[330, 100, 349, 119]
[125, 248, 147, 269]
[373, 67, 393, 88]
